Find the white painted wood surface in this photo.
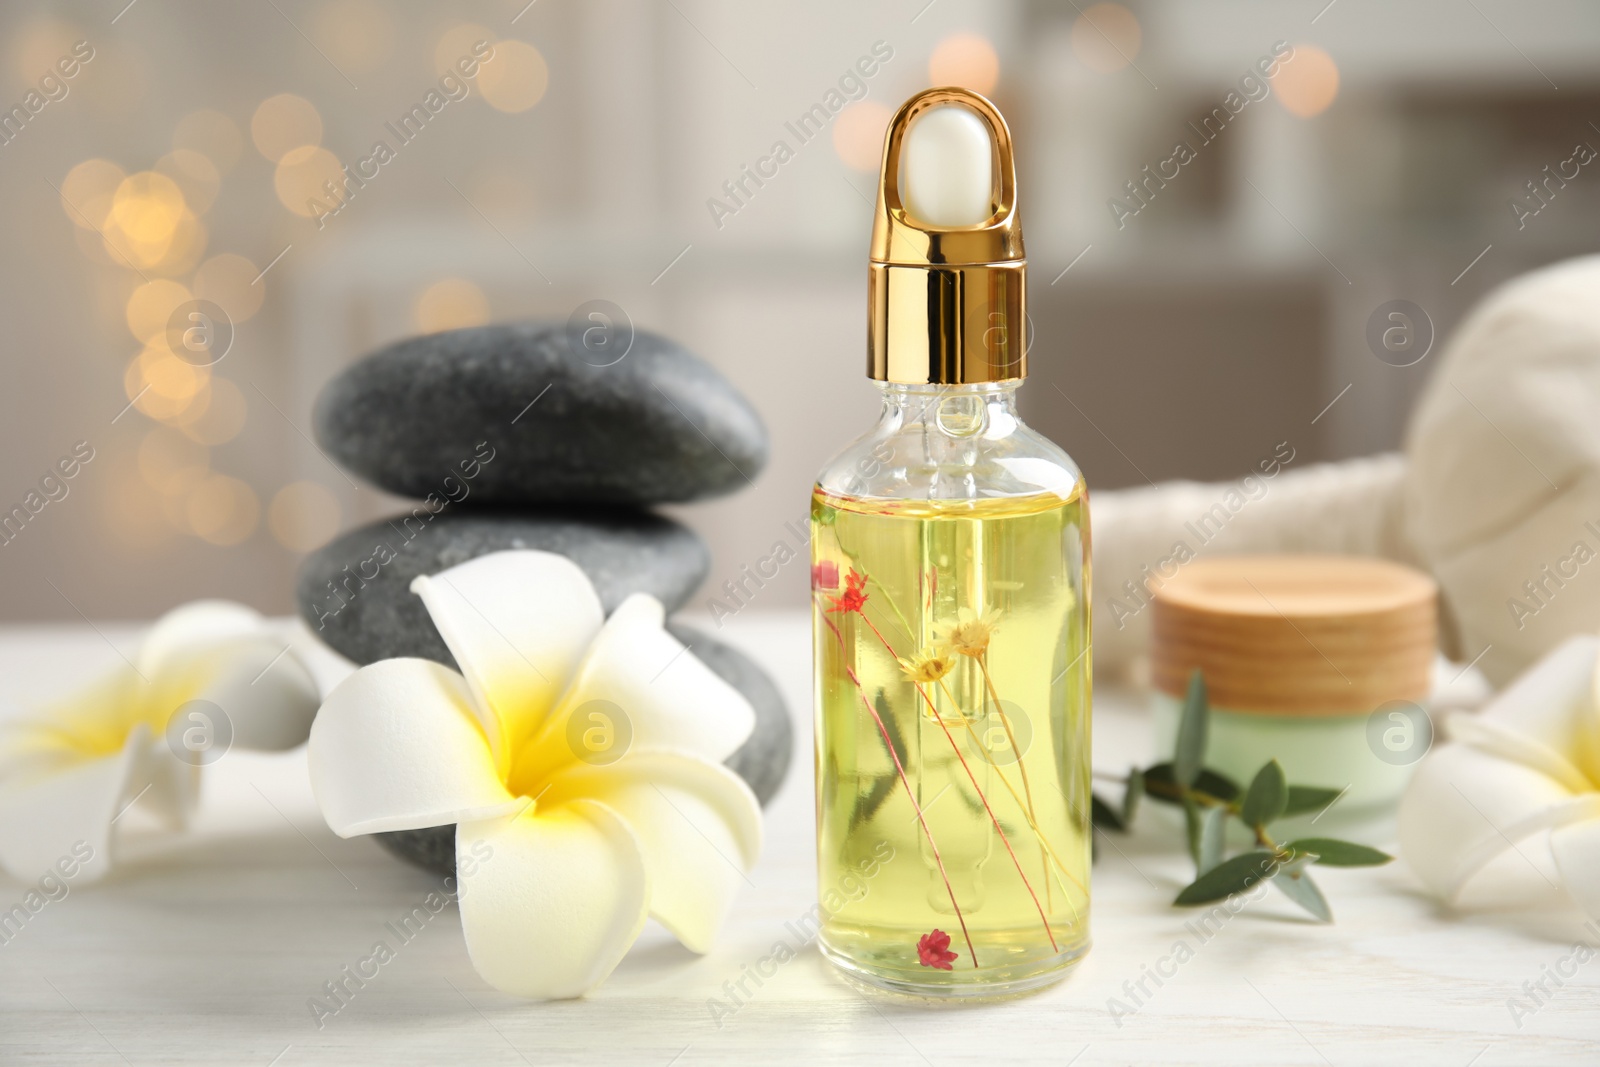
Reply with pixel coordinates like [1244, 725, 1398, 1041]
[0, 613, 1595, 1066]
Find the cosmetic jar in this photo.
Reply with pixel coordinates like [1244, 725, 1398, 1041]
[1150, 555, 1438, 817]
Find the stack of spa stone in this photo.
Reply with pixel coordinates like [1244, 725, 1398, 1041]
[297, 322, 790, 875]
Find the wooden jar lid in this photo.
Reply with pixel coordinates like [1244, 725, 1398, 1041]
[1150, 554, 1437, 716]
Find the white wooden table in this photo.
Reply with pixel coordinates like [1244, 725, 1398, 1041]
[0, 613, 1595, 1066]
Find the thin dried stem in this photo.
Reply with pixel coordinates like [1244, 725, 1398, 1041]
[819, 607, 978, 968]
[976, 652, 1051, 909]
[938, 677, 1087, 909]
[859, 603, 1056, 950]
[911, 681, 1057, 951]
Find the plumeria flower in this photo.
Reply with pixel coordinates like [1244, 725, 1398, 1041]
[0, 601, 320, 883]
[1399, 635, 1600, 921]
[308, 550, 762, 999]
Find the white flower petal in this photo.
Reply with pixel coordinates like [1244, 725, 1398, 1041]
[456, 800, 649, 999]
[1550, 818, 1600, 922]
[411, 551, 604, 778]
[128, 737, 200, 831]
[137, 600, 271, 677]
[0, 665, 137, 784]
[308, 659, 519, 837]
[545, 749, 761, 953]
[520, 596, 755, 786]
[176, 634, 321, 752]
[1468, 634, 1600, 785]
[0, 726, 147, 883]
[1447, 713, 1592, 795]
[1399, 740, 1599, 899]
[136, 600, 321, 755]
[0, 600, 321, 886]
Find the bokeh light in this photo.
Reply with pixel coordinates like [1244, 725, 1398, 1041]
[134, 387, 202, 422]
[137, 427, 208, 496]
[413, 278, 490, 334]
[1071, 3, 1143, 74]
[186, 474, 260, 545]
[125, 348, 210, 422]
[928, 33, 1000, 95]
[135, 344, 210, 402]
[312, 0, 394, 73]
[175, 377, 247, 446]
[104, 170, 206, 273]
[477, 39, 548, 113]
[251, 93, 324, 163]
[60, 159, 127, 230]
[111, 171, 186, 244]
[11, 19, 80, 83]
[833, 101, 893, 173]
[165, 380, 213, 427]
[192, 253, 265, 322]
[1273, 45, 1340, 119]
[274, 145, 344, 217]
[173, 109, 244, 173]
[268, 481, 341, 552]
[434, 23, 495, 79]
[141, 211, 208, 276]
[156, 150, 221, 215]
[125, 279, 192, 343]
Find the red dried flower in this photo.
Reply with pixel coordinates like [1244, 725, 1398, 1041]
[916, 929, 958, 970]
[811, 560, 840, 591]
[826, 568, 869, 614]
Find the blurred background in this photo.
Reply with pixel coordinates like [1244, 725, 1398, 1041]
[2, 0, 1598, 623]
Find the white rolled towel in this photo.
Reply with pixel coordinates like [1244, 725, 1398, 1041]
[1090, 254, 1600, 688]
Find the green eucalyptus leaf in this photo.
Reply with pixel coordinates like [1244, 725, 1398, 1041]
[1281, 785, 1345, 818]
[1198, 805, 1227, 875]
[1271, 856, 1333, 922]
[1173, 670, 1208, 788]
[1174, 849, 1277, 906]
[1123, 766, 1144, 824]
[1091, 792, 1126, 832]
[1141, 763, 1240, 806]
[1240, 759, 1288, 828]
[1285, 838, 1393, 867]
[1182, 797, 1203, 867]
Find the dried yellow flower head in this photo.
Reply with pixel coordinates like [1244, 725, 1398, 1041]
[898, 645, 957, 684]
[939, 608, 1002, 658]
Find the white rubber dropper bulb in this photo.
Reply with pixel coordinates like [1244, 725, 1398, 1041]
[898, 104, 994, 228]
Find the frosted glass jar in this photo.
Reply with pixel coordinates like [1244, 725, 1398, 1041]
[1149, 555, 1438, 818]
[1150, 694, 1426, 815]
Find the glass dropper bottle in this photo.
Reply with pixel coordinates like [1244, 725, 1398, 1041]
[810, 87, 1093, 999]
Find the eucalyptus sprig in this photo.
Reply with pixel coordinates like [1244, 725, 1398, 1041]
[1091, 671, 1393, 922]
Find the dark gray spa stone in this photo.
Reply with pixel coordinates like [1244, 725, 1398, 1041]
[296, 509, 709, 667]
[372, 622, 794, 876]
[314, 322, 768, 505]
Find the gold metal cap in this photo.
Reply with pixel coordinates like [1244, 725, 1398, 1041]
[868, 87, 1025, 385]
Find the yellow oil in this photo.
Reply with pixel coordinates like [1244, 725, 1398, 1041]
[811, 488, 1092, 997]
